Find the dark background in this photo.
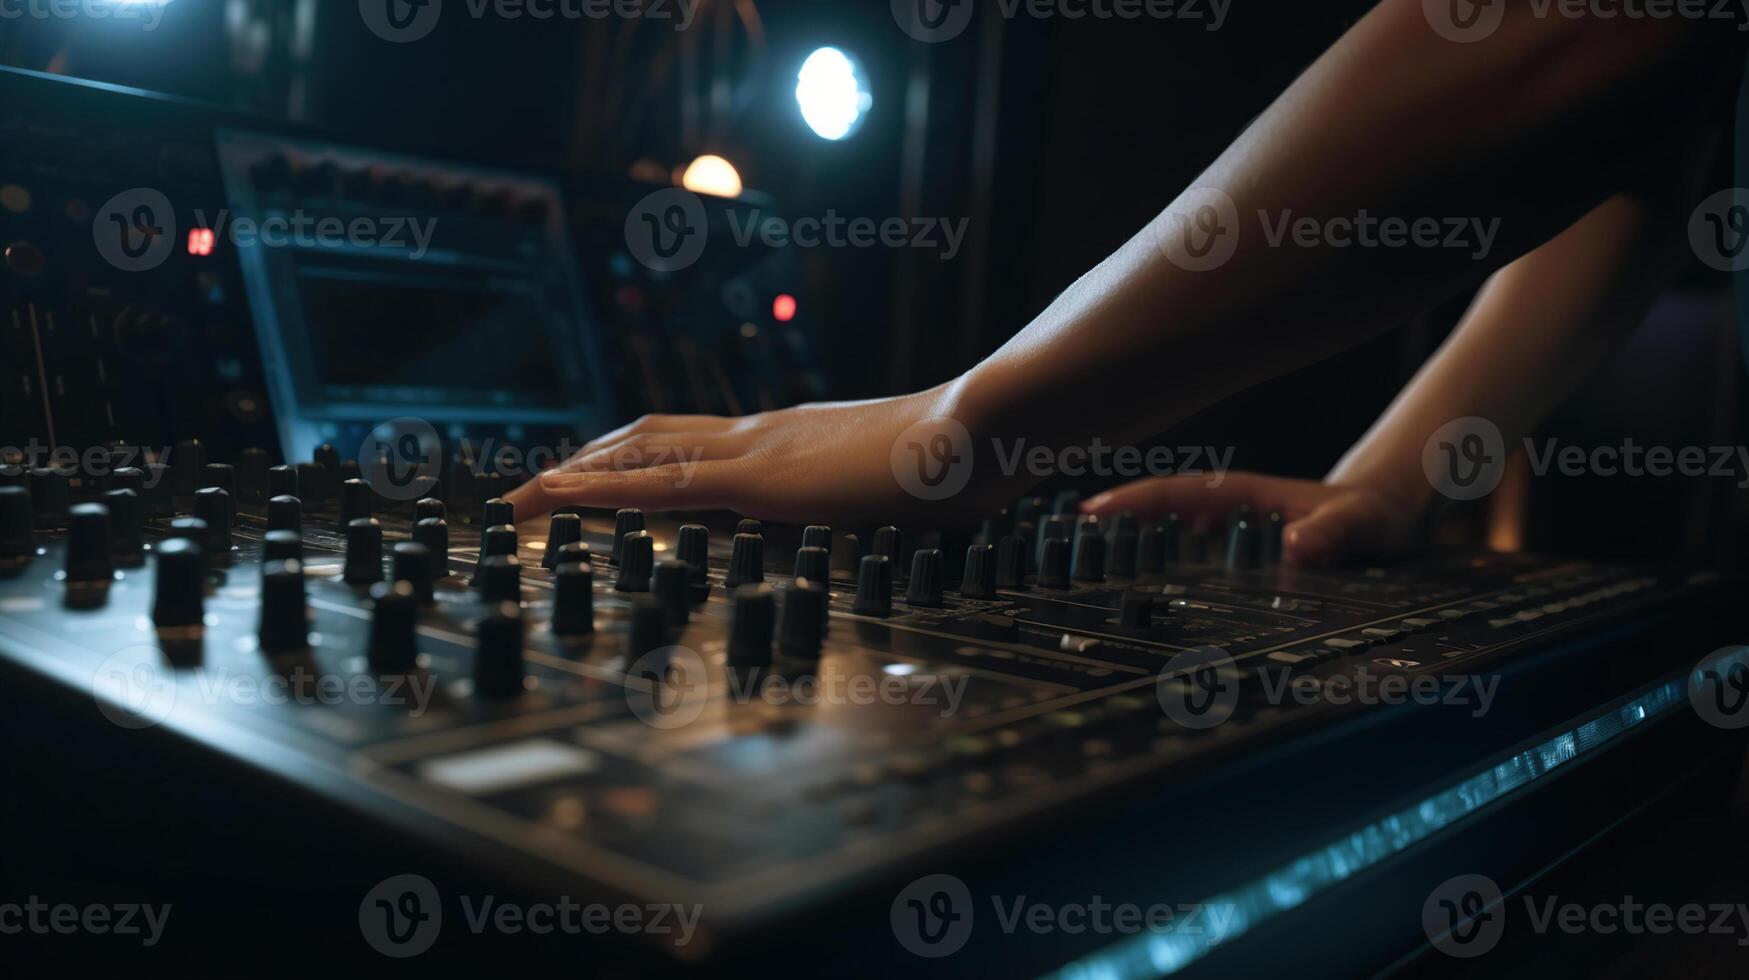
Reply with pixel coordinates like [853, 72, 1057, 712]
[2, 0, 1739, 562]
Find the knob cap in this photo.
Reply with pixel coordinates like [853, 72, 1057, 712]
[414, 497, 445, 523]
[676, 524, 710, 588]
[258, 559, 308, 654]
[1037, 537, 1072, 589]
[344, 518, 385, 585]
[1119, 590, 1156, 628]
[262, 529, 302, 563]
[552, 561, 595, 636]
[1227, 519, 1260, 572]
[736, 518, 763, 537]
[801, 525, 833, 552]
[0, 486, 33, 559]
[1110, 525, 1139, 578]
[27, 468, 69, 527]
[628, 597, 670, 663]
[108, 466, 145, 496]
[615, 531, 654, 591]
[1138, 522, 1169, 573]
[905, 549, 945, 607]
[610, 509, 645, 565]
[779, 582, 827, 660]
[413, 518, 450, 581]
[239, 448, 270, 501]
[728, 585, 775, 666]
[853, 554, 893, 617]
[725, 533, 764, 588]
[268, 465, 299, 500]
[477, 554, 522, 604]
[1037, 514, 1074, 564]
[313, 443, 341, 472]
[267, 495, 302, 533]
[1072, 525, 1107, 582]
[542, 513, 582, 569]
[652, 560, 691, 626]
[481, 497, 514, 529]
[65, 503, 115, 583]
[473, 524, 518, 584]
[104, 489, 144, 566]
[554, 541, 591, 568]
[961, 544, 998, 599]
[152, 538, 206, 629]
[832, 533, 861, 573]
[872, 526, 904, 575]
[295, 463, 329, 511]
[340, 478, 373, 525]
[793, 545, 830, 585]
[173, 440, 207, 494]
[996, 536, 1029, 590]
[368, 581, 421, 674]
[167, 517, 208, 551]
[192, 488, 234, 553]
[202, 462, 236, 497]
[474, 602, 525, 697]
[393, 542, 434, 604]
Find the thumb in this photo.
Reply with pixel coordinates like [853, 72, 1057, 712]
[1282, 492, 1407, 567]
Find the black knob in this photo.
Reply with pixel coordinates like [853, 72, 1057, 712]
[676, 524, 709, 587]
[481, 496, 514, 529]
[1261, 511, 1285, 566]
[262, 529, 302, 563]
[258, 559, 308, 654]
[615, 531, 654, 591]
[109, 466, 145, 496]
[296, 463, 329, 510]
[779, 581, 827, 660]
[446, 458, 478, 522]
[853, 554, 893, 617]
[1227, 518, 1260, 572]
[267, 495, 302, 533]
[905, 549, 945, 607]
[0, 486, 33, 559]
[474, 602, 525, 697]
[728, 585, 775, 666]
[393, 542, 434, 604]
[1110, 525, 1139, 578]
[542, 513, 582, 569]
[996, 536, 1029, 590]
[341, 478, 373, 524]
[979, 509, 1014, 547]
[414, 497, 445, 523]
[628, 597, 670, 662]
[802, 525, 832, 552]
[652, 559, 691, 626]
[413, 518, 449, 581]
[961, 544, 998, 599]
[239, 448, 270, 501]
[65, 503, 114, 584]
[1038, 537, 1072, 589]
[104, 489, 144, 566]
[192, 487, 234, 553]
[173, 440, 207, 494]
[0, 464, 20, 489]
[477, 554, 522, 604]
[736, 518, 763, 537]
[313, 443, 341, 472]
[202, 462, 236, 497]
[1119, 590, 1156, 628]
[344, 518, 385, 585]
[872, 526, 904, 574]
[1015, 496, 1047, 525]
[554, 541, 590, 568]
[27, 468, 69, 527]
[474, 473, 506, 514]
[167, 517, 207, 548]
[152, 538, 205, 629]
[268, 464, 299, 500]
[611, 509, 645, 565]
[473, 524, 518, 585]
[143, 463, 175, 517]
[725, 533, 764, 588]
[552, 561, 594, 636]
[793, 545, 830, 585]
[1138, 522, 1169, 573]
[1037, 514, 1074, 566]
[1072, 525, 1106, 582]
[1052, 490, 1082, 515]
[368, 581, 421, 674]
[339, 459, 363, 486]
[832, 533, 861, 573]
[1011, 521, 1038, 572]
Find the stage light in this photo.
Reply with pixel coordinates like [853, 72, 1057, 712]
[681, 154, 743, 198]
[772, 294, 797, 323]
[796, 47, 871, 141]
[187, 227, 215, 257]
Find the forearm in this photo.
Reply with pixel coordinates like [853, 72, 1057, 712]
[1329, 130, 1719, 509]
[952, 0, 1737, 449]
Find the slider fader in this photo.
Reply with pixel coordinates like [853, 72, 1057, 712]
[0, 444, 1739, 976]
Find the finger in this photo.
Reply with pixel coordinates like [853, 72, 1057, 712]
[1282, 494, 1403, 567]
[553, 433, 743, 475]
[511, 461, 743, 517]
[570, 415, 740, 460]
[1081, 472, 1288, 524]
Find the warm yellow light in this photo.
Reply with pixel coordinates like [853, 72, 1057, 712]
[681, 154, 743, 199]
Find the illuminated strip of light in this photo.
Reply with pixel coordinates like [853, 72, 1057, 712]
[1039, 668, 1714, 980]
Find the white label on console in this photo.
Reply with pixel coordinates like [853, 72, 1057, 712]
[417, 739, 598, 796]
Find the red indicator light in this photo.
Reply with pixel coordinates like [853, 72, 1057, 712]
[772, 294, 798, 323]
[187, 228, 216, 257]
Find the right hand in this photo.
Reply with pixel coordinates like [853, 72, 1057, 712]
[1080, 471, 1428, 567]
